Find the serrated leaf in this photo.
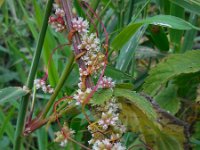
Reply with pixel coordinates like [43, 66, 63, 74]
[155, 84, 180, 114]
[0, 87, 29, 104]
[105, 65, 134, 81]
[143, 50, 200, 96]
[115, 89, 188, 150]
[114, 88, 157, 120]
[90, 89, 113, 105]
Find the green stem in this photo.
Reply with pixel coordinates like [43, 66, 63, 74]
[127, 0, 134, 24]
[41, 53, 75, 118]
[14, 0, 54, 149]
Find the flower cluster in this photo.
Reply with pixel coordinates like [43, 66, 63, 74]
[72, 17, 89, 33]
[49, 7, 66, 32]
[54, 123, 75, 147]
[88, 98, 126, 150]
[78, 33, 100, 51]
[98, 110, 119, 130]
[34, 79, 54, 94]
[93, 139, 126, 150]
[73, 88, 92, 105]
[71, 17, 105, 72]
[98, 76, 115, 89]
[71, 17, 111, 106]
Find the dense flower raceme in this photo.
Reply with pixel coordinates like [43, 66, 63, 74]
[47, 4, 126, 149]
[88, 98, 126, 150]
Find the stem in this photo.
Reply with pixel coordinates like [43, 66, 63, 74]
[41, 53, 75, 118]
[14, 0, 54, 149]
[24, 105, 78, 135]
[61, 0, 93, 88]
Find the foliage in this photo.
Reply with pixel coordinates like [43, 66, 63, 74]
[0, 0, 200, 149]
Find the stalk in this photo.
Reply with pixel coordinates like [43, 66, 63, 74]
[41, 53, 75, 118]
[61, 0, 93, 88]
[14, 0, 54, 149]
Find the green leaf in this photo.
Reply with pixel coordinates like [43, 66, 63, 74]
[111, 15, 199, 50]
[0, 87, 29, 104]
[90, 89, 113, 105]
[169, 0, 200, 15]
[105, 65, 134, 81]
[37, 127, 48, 150]
[111, 23, 143, 50]
[169, 3, 184, 52]
[0, 107, 15, 144]
[115, 88, 188, 150]
[114, 88, 157, 120]
[115, 26, 147, 72]
[143, 50, 200, 96]
[155, 84, 180, 114]
[139, 15, 200, 30]
[148, 25, 169, 51]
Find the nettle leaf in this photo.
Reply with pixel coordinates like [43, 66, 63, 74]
[155, 84, 180, 115]
[114, 88, 157, 120]
[143, 50, 200, 96]
[0, 87, 29, 104]
[90, 89, 113, 105]
[105, 65, 134, 81]
[114, 88, 188, 150]
[111, 15, 199, 50]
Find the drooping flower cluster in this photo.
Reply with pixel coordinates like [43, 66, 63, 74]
[34, 79, 54, 94]
[49, 6, 66, 32]
[54, 123, 75, 147]
[88, 98, 126, 150]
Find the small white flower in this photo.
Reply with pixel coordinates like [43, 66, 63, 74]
[111, 142, 126, 150]
[98, 111, 119, 130]
[60, 139, 68, 147]
[72, 17, 89, 33]
[42, 85, 47, 93]
[73, 88, 92, 105]
[98, 76, 115, 89]
[55, 8, 65, 17]
[78, 33, 100, 51]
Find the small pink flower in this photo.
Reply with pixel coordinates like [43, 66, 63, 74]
[72, 17, 89, 33]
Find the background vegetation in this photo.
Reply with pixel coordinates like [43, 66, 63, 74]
[0, 0, 200, 149]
